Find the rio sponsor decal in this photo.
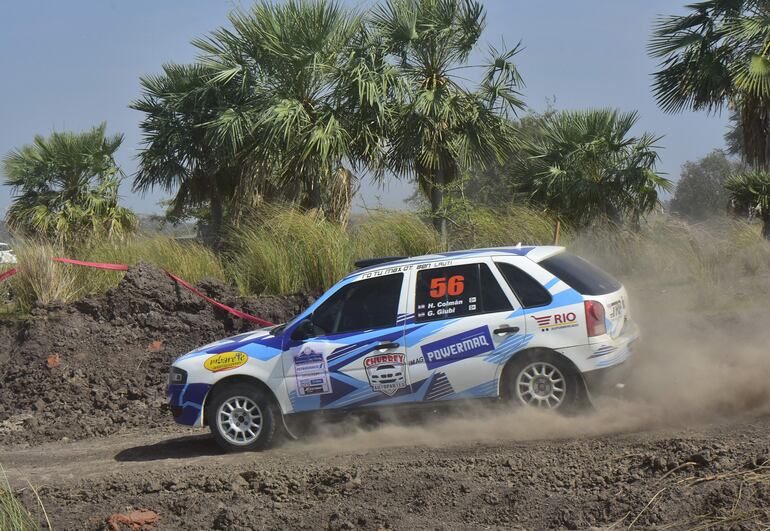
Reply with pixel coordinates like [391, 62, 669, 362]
[204, 351, 248, 372]
[420, 326, 495, 370]
[530, 311, 579, 332]
[294, 347, 332, 396]
[364, 353, 407, 396]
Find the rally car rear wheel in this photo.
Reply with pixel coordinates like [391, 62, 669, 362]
[207, 383, 277, 452]
[506, 351, 581, 411]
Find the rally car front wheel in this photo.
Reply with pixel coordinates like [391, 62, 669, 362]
[505, 351, 582, 411]
[206, 383, 277, 452]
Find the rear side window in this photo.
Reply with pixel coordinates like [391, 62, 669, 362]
[415, 263, 512, 322]
[539, 252, 621, 296]
[495, 262, 552, 308]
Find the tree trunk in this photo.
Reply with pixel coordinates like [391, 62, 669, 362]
[429, 184, 447, 247]
[763, 212, 770, 241]
[306, 174, 322, 211]
[210, 192, 224, 248]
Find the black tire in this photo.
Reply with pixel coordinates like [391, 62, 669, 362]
[503, 350, 585, 412]
[206, 382, 277, 452]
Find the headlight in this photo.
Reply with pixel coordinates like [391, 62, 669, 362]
[168, 367, 188, 386]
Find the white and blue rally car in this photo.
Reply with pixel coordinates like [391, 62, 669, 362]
[167, 246, 638, 452]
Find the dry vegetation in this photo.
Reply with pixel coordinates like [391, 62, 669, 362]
[2, 207, 769, 314]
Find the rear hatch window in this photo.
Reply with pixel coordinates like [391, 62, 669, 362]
[539, 252, 621, 296]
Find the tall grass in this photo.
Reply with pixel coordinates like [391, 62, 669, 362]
[6, 237, 224, 311]
[0, 466, 45, 531]
[352, 210, 441, 259]
[228, 207, 354, 295]
[76, 236, 225, 291]
[451, 205, 563, 249]
[4, 206, 768, 306]
[226, 205, 561, 295]
[570, 215, 770, 293]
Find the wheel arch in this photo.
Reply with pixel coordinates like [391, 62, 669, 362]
[203, 374, 283, 425]
[498, 347, 587, 400]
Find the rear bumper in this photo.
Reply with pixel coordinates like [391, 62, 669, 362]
[581, 358, 633, 396]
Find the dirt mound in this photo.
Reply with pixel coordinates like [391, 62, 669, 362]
[0, 262, 312, 445]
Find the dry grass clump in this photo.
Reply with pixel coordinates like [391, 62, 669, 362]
[5, 237, 225, 311]
[0, 466, 48, 531]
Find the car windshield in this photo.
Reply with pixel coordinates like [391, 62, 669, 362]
[539, 252, 621, 296]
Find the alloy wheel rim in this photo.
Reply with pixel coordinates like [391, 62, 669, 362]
[217, 396, 262, 445]
[515, 362, 566, 409]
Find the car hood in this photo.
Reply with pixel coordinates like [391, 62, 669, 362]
[175, 327, 285, 364]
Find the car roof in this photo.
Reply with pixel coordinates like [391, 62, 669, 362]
[351, 245, 565, 277]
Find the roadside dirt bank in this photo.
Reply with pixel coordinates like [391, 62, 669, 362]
[0, 262, 312, 446]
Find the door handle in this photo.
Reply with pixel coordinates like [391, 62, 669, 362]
[375, 341, 400, 351]
[493, 325, 519, 335]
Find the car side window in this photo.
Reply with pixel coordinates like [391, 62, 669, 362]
[311, 273, 403, 336]
[415, 263, 512, 322]
[495, 262, 552, 308]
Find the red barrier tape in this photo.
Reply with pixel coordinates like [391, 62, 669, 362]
[52, 257, 129, 270]
[0, 268, 19, 283]
[163, 270, 274, 327]
[0, 258, 275, 328]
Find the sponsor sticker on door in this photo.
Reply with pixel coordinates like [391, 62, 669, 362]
[420, 326, 495, 369]
[530, 312, 578, 332]
[294, 347, 332, 396]
[364, 353, 407, 396]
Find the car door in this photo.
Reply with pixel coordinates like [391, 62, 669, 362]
[403, 257, 530, 402]
[281, 271, 411, 413]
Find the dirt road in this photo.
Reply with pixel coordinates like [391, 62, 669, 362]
[2, 411, 769, 530]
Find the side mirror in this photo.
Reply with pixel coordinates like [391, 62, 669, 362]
[290, 318, 316, 341]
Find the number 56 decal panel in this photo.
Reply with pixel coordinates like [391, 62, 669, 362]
[405, 257, 528, 402]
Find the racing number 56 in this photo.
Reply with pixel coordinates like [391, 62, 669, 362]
[429, 275, 464, 298]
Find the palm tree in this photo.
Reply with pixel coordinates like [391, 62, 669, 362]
[370, 0, 525, 240]
[649, 0, 770, 169]
[2, 124, 137, 243]
[192, 0, 397, 223]
[131, 63, 243, 244]
[515, 109, 670, 228]
[725, 170, 770, 238]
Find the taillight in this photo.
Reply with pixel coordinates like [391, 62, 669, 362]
[584, 300, 606, 337]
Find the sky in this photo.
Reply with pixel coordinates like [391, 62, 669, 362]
[0, 0, 730, 217]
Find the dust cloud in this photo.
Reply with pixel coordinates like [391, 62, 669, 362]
[293, 267, 770, 454]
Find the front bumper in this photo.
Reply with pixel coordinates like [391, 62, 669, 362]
[167, 383, 212, 426]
